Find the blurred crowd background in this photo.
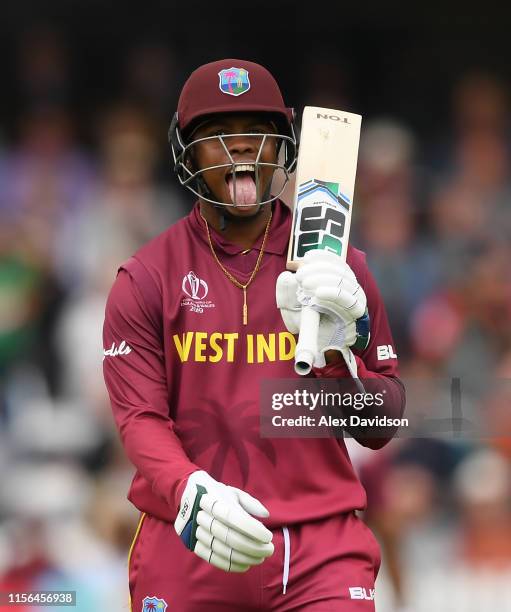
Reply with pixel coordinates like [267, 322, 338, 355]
[2, 4, 511, 611]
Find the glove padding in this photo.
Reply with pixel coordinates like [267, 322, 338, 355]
[174, 471, 274, 573]
[276, 250, 370, 367]
[296, 250, 367, 322]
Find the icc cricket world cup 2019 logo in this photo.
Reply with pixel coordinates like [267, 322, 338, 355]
[182, 271, 208, 300]
[181, 271, 214, 314]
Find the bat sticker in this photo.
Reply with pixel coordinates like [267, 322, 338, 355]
[291, 179, 351, 259]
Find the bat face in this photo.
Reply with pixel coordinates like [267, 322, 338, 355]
[287, 107, 362, 271]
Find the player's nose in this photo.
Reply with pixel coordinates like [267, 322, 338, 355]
[227, 134, 258, 157]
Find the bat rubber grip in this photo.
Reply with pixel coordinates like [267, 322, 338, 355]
[295, 306, 320, 376]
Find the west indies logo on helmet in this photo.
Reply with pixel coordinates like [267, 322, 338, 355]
[169, 59, 298, 211]
[218, 67, 251, 96]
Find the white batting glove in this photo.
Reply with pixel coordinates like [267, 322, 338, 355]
[276, 251, 370, 366]
[174, 471, 274, 573]
[296, 250, 367, 323]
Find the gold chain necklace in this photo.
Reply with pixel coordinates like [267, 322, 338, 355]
[200, 210, 273, 325]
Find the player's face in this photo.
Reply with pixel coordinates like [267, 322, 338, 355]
[189, 113, 279, 216]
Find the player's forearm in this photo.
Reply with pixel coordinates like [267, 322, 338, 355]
[313, 356, 406, 449]
[345, 374, 405, 450]
[120, 413, 199, 515]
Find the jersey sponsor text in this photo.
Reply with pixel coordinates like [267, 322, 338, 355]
[376, 344, 397, 360]
[103, 341, 132, 360]
[349, 587, 375, 601]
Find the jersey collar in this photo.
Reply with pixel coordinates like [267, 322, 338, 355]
[190, 199, 291, 256]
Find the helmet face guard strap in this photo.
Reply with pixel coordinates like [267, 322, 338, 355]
[169, 114, 297, 208]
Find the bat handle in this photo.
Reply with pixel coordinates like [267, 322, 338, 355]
[295, 308, 366, 393]
[294, 306, 320, 375]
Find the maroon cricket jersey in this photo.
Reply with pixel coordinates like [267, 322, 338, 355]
[103, 200, 404, 527]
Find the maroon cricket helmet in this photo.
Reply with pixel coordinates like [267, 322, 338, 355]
[169, 59, 298, 208]
[176, 59, 294, 135]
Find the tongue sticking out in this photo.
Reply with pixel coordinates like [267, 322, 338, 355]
[227, 172, 257, 206]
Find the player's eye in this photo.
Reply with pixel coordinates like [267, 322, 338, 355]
[249, 126, 271, 134]
[197, 125, 227, 138]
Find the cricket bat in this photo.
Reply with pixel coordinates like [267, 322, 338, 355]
[287, 106, 362, 381]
